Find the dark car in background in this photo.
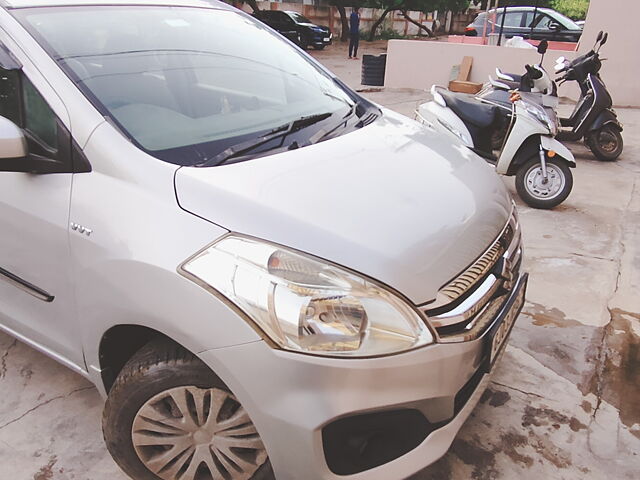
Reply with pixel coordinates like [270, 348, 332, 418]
[253, 10, 332, 49]
[465, 7, 582, 42]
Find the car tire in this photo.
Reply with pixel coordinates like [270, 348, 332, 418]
[587, 125, 623, 161]
[102, 338, 274, 480]
[313, 44, 325, 50]
[515, 156, 573, 209]
[299, 36, 309, 50]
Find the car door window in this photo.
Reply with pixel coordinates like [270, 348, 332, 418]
[534, 14, 554, 29]
[23, 77, 58, 151]
[523, 12, 535, 28]
[496, 12, 523, 28]
[0, 67, 58, 154]
[0, 68, 21, 126]
[280, 12, 295, 27]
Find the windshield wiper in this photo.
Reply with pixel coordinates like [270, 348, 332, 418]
[308, 101, 379, 144]
[196, 112, 333, 167]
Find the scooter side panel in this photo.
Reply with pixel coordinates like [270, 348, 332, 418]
[496, 111, 547, 175]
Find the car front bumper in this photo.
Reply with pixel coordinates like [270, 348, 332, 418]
[198, 272, 527, 480]
[311, 32, 332, 46]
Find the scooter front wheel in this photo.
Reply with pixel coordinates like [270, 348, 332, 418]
[515, 157, 573, 209]
[587, 126, 623, 161]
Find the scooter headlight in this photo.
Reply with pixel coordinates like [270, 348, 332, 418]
[523, 102, 556, 135]
[180, 235, 434, 357]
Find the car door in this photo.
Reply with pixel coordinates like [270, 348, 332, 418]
[0, 41, 87, 372]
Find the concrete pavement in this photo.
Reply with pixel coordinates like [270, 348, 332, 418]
[1, 41, 638, 479]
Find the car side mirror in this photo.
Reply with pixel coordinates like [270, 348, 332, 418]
[0, 115, 27, 162]
[549, 22, 562, 32]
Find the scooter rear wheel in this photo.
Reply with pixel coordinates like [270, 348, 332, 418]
[515, 157, 573, 209]
[587, 126, 623, 161]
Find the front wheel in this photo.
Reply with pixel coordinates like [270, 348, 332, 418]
[587, 125, 623, 161]
[313, 44, 325, 50]
[515, 157, 573, 209]
[102, 339, 274, 480]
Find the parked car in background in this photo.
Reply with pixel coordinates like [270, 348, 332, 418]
[253, 10, 332, 49]
[465, 7, 583, 42]
[251, 10, 300, 45]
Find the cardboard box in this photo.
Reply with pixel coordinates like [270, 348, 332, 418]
[448, 80, 483, 94]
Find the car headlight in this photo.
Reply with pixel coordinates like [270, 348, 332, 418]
[180, 235, 434, 357]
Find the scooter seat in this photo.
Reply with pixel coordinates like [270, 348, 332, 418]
[439, 90, 499, 128]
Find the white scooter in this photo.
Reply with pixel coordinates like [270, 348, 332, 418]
[416, 87, 575, 209]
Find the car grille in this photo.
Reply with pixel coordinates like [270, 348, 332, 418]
[420, 209, 522, 343]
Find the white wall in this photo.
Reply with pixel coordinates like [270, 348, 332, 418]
[385, 40, 579, 98]
[385, 0, 640, 107]
[578, 0, 640, 107]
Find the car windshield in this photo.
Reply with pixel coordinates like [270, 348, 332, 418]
[289, 12, 312, 24]
[14, 6, 354, 165]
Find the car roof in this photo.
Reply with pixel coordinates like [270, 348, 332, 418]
[483, 6, 556, 14]
[0, 0, 231, 9]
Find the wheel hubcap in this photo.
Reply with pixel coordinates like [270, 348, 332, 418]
[132, 386, 267, 480]
[525, 164, 565, 200]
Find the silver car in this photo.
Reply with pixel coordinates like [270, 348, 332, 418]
[0, 1, 527, 479]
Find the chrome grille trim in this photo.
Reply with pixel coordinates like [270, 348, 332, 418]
[428, 219, 515, 310]
[430, 274, 499, 329]
[422, 208, 522, 342]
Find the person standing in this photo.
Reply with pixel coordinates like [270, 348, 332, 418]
[349, 7, 360, 59]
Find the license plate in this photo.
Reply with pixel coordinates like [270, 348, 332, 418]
[324, 37, 330, 42]
[487, 275, 527, 368]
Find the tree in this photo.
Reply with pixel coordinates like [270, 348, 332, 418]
[329, 0, 351, 42]
[550, 0, 590, 20]
[367, 0, 470, 41]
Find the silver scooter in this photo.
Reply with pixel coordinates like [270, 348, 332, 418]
[416, 87, 575, 209]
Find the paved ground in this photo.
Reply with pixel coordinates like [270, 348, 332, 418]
[1, 40, 639, 479]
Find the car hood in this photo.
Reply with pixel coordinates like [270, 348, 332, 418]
[299, 23, 329, 31]
[174, 110, 512, 304]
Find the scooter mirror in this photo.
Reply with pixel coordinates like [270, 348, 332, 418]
[596, 31, 603, 42]
[601, 32, 608, 46]
[537, 40, 548, 55]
